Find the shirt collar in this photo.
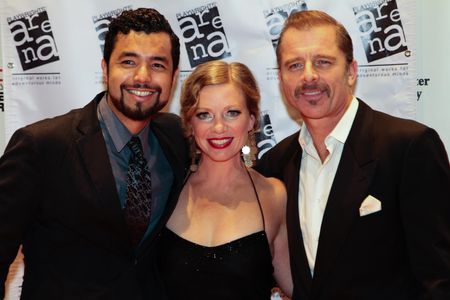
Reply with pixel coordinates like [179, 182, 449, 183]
[328, 96, 359, 144]
[298, 97, 359, 149]
[98, 94, 150, 152]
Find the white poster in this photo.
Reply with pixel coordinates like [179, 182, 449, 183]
[416, 0, 450, 153]
[0, 0, 417, 156]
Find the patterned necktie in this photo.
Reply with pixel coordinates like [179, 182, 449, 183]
[124, 136, 152, 246]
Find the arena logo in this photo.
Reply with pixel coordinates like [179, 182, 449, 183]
[264, 0, 308, 50]
[93, 6, 132, 53]
[255, 112, 277, 160]
[177, 2, 231, 68]
[7, 7, 59, 71]
[354, 0, 408, 63]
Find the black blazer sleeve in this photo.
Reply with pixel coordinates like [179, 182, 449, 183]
[398, 127, 450, 299]
[0, 127, 44, 295]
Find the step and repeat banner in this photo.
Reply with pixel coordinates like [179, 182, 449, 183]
[0, 0, 418, 158]
[415, 0, 450, 154]
[0, 0, 448, 298]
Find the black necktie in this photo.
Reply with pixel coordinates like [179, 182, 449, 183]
[124, 136, 152, 246]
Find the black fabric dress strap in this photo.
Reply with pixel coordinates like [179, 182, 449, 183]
[246, 168, 266, 231]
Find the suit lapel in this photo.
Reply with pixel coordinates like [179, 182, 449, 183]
[75, 96, 131, 254]
[137, 114, 188, 255]
[311, 100, 377, 296]
[150, 116, 186, 185]
[284, 137, 314, 296]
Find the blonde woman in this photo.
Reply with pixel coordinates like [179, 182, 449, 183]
[157, 61, 292, 299]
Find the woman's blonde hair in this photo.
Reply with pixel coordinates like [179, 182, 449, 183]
[180, 60, 260, 136]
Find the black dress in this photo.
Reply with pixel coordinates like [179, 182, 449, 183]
[157, 172, 275, 300]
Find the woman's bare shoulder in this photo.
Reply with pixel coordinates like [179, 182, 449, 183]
[248, 169, 286, 204]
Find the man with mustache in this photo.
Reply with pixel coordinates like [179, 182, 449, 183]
[256, 10, 450, 300]
[0, 8, 188, 299]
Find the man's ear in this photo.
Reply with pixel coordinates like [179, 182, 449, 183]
[169, 68, 180, 100]
[347, 60, 357, 87]
[101, 59, 108, 85]
[172, 68, 180, 87]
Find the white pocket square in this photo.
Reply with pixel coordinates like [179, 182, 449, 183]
[359, 195, 382, 217]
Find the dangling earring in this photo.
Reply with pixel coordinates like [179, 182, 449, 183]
[190, 153, 199, 172]
[242, 145, 252, 167]
[189, 137, 200, 172]
[241, 130, 255, 168]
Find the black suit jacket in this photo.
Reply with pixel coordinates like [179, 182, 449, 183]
[256, 100, 450, 300]
[0, 92, 189, 299]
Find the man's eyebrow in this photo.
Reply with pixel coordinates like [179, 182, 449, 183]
[118, 52, 169, 62]
[117, 51, 138, 59]
[283, 56, 303, 66]
[150, 55, 169, 63]
[314, 54, 336, 61]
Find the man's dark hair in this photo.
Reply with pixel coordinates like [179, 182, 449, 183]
[103, 8, 180, 72]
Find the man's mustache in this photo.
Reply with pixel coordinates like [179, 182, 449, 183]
[294, 83, 330, 98]
[121, 83, 162, 93]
